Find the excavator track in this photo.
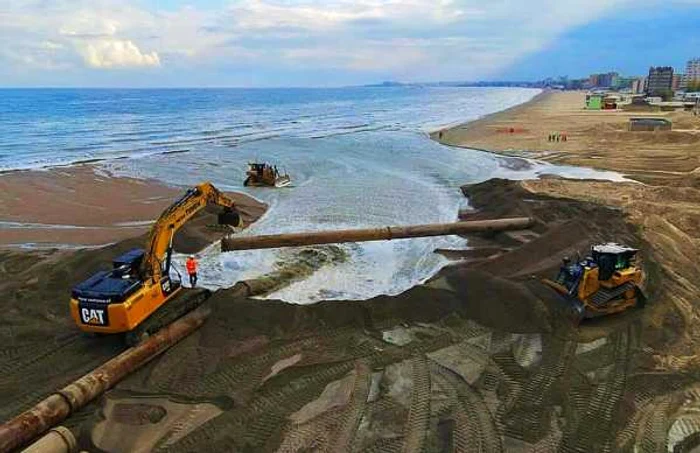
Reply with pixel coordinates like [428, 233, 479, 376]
[125, 288, 211, 346]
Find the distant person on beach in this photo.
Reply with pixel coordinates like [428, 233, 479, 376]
[186, 255, 198, 288]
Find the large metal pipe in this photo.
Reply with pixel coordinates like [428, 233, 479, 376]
[0, 305, 211, 453]
[20, 427, 76, 453]
[222, 217, 533, 252]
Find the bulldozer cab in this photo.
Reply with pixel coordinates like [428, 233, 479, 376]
[591, 243, 638, 281]
[554, 243, 638, 294]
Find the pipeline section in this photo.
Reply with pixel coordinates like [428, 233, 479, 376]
[0, 306, 211, 453]
[222, 217, 533, 251]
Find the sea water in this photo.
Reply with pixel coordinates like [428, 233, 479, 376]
[0, 87, 625, 303]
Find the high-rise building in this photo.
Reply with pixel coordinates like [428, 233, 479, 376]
[599, 72, 618, 88]
[684, 58, 700, 90]
[631, 77, 647, 94]
[588, 74, 599, 88]
[672, 74, 683, 91]
[647, 66, 674, 97]
[587, 72, 618, 88]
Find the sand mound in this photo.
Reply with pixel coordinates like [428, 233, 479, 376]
[6, 178, 687, 453]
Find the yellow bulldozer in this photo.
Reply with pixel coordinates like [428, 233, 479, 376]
[542, 243, 646, 321]
[244, 162, 291, 188]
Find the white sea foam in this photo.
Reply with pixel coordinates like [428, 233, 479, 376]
[3, 87, 628, 303]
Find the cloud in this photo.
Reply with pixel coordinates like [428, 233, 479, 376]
[79, 39, 160, 68]
[1, 0, 688, 85]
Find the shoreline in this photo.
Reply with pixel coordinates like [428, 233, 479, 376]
[5, 91, 700, 450]
[0, 164, 265, 247]
[431, 90, 700, 186]
[431, 88, 700, 361]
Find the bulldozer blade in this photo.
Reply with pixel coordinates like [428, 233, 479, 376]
[562, 297, 585, 324]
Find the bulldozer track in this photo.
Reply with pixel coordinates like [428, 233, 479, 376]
[143, 333, 206, 393]
[334, 360, 371, 452]
[615, 374, 697, 451]
[0, 332, 82, 377]
[364, 436, 405, 453]
[430, 360, 503, 453]
[154, 346, 220, 394]
[558, 325, 635, 453]
[501, 335, 577, 444]
[490, 351, 527, 406]
[273, 360, 372, 453]
[634, 396, 673, 453]
[401, 355, 431, 453]
[275, 409, 341, 453]
[404, 333, 455, 356]
[0, 333, 123, 421]
[163, 361, 355, 452]
[182, 336, 323, 400]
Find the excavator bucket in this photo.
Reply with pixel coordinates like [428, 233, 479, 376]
[218, 208, 242, 227]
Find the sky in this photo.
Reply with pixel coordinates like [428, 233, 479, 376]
[1, 0, 699, 87]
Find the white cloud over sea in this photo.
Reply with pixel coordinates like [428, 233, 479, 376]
[0, 0, 693, 86]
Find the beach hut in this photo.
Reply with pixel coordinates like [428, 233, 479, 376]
[628, 118, 672, 132]
[585, 95, 603, 110]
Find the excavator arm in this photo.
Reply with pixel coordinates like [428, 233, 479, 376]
[141, 182, 241, 282]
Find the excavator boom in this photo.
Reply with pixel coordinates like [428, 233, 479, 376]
[71, 181, 534, 343]
[143, 182, 240, 282]
[70, 182, 241, 340]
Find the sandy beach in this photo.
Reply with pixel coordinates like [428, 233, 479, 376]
[435, 90, 700, 357]
[0, 165, 266, 246]
[434, 90, 700, 185]
[4, 93, 700, 451]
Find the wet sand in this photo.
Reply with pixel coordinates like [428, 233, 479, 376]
[2, 177, 664, 452]
[4, 93, 700, 451]
[0, 165, 266, 246]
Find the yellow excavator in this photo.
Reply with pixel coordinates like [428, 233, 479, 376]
[70, 182, 241, 344]
[542, 243, 646, 321]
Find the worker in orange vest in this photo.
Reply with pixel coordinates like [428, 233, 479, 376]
[186, 255, 198, 288]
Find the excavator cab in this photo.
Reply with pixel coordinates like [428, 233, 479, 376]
[71, 182, 242, 342]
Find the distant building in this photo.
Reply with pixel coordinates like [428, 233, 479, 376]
[600, 72, 618, 88]
[613, 76, 635, 90]
[587, 72, 618, 88]
[631, 77, 647, 94]
[672, 74, 683, 91]
[683, 58, 700, 89]
[587, 74, 599, 88]
[647, 66, 674, 97]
